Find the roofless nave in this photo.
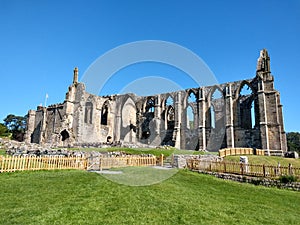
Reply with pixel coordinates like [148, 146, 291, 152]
[24, 49, 287, 154]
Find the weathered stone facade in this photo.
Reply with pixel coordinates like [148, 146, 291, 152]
[24, 49, 287, 153]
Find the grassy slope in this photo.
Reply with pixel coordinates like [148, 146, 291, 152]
[0, 169, 299, 225]
[66, 147, 208, 157]
[224, 155, 300, 167]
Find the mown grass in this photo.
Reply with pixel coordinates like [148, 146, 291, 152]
[0, 149, 5, 156]
[0, 169, 299, 225]
[224, 155, 300, 167]
[66, 147, 210, 157]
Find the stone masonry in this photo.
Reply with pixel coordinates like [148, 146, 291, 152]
[24, 49, 287, 153]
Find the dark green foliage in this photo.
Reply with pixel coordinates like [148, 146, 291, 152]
[3, 114, 27, 141]
[0, 123, 10, 137]
[251, 178, 262, 186]
[242, 176, 247, 182]
[279, 175, 297, 184]
[287, 132, 300, 153]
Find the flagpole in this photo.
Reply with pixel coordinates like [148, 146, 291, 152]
[44, 93, 48, 107]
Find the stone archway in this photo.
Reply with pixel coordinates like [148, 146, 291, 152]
[60, 129, 70, 141]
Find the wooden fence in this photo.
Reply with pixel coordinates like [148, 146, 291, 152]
[186, 159, 300, 179]
[87, 155, 157, 170]
[219, 148, 265, 157]
[0, 155, 87, 173]
[0, 155, 158, 173]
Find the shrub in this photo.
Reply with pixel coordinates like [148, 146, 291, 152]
[251, 178, 262, 185]
[279, 175, 297, 184]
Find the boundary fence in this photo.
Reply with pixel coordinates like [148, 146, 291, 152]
[186, 159, 300, 179]
[0, 155, 87, 173]
[87, 155, 157, 170]
[219, 148, 265, 157]
[0, 155, 159, 173]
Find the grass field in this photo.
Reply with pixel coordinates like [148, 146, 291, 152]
[67, 147, 209, 157]
[224, 155, 300, 167]
[0, 169, 299, 225]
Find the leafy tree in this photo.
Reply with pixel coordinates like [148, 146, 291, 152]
[0, 123, 10, 137]
[286, 132, 300, 153]
[3, 114, 27, 141]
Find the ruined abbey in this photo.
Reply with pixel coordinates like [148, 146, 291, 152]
[24, 49, 287, 153]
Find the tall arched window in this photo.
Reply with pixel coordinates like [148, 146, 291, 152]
[145, 97, 155, 113]
[239, 84, 255, 129]
[251, 101, 255, 128]
[165, 96, 174, 107]
[187, 106, 194, 129]
[167, 106, 175, 129]
[165, 96, 175, 130]
[210, 105, 215, 129]
[101, 101, 109, 125]
[210, 89, 222, 129]
[187, 92, 197, 130]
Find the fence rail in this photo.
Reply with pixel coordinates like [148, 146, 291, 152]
[0, 155, 158, 173]
[187, 159, 300, 178]
[0, 155, 87, 173]
[87, 156, 157, 170]
[219, 148, 265, 157]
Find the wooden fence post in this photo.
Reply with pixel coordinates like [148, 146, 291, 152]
[160, 154, 164, 167]
[171, 154, 174, 167]
[288, 163, 293, 175]
[99, 156, 102, 171]
[240, 163, 244, 175]
[263, 164, 266, 177]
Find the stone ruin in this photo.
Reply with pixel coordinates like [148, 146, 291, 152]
[0, 138, 151, 159]
[24, 49, 287, 154]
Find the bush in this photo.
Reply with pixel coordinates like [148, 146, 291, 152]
[251, 179, 262, 185]
[279, 175, 297, 184]
[0, 123, 11, 137]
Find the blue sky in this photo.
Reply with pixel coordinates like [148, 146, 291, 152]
[0, 0, 299, 132]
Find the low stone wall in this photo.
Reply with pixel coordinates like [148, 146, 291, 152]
[172, 154, 222, 168]
[0, 139, 153, 158]
[196, 170, 300, 191]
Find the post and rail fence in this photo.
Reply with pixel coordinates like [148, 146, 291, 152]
[186, 159, 300, 179]
[86, 155, 157, 171]
[0, 155, 87, 173]
[2, 154, 297, 180]
[219, 148, 265, 157]
[0, 155, 160, 173]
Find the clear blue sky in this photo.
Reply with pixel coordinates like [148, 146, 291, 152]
[0, 0, 299, 132]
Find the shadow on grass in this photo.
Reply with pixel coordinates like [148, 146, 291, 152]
[93, 166, 179, 186]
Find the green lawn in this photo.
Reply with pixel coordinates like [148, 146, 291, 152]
[60, 147, 210, 157]
[1, 145, 212, 158]
[224, 155, 300, 167]
[0, 169, 299, 225]
[0, 149, 5, 156]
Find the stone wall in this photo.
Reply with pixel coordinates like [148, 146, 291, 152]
[197, 170, 300, 191]
[171, 154, 222, 168]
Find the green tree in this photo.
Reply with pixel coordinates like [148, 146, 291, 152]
[3, 114, 27, 141]
[0, 123, 10, 137]
[286, 132, 300, 153]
